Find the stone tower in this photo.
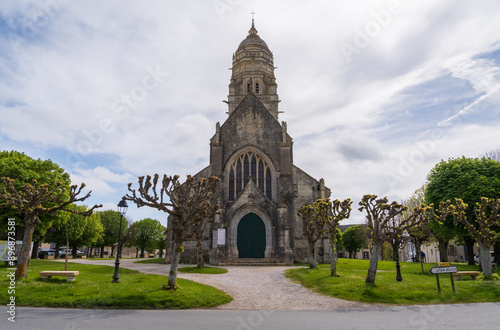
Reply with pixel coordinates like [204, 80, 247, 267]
[226, 19, 280, 119]
[177, 20, 330, 265]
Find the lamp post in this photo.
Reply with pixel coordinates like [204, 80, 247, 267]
[392, 217, 403, 282]
[112, 199, 128, 283]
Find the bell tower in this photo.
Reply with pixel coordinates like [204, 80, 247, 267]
[226, 19, 281, 119]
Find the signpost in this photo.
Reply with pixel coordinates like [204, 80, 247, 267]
[429, 262, 457, 293]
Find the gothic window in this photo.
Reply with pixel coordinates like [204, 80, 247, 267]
[247, 82, 251, 92]
[228, 151, 273, 201]
[255, 83, 260, 94]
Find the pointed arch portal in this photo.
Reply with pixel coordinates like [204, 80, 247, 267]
[237, 213, 266, 258]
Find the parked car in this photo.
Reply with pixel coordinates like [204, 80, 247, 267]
[59, 249, 85, 258]
[474, 251, 495, 264]
[38, 249, 55, 259]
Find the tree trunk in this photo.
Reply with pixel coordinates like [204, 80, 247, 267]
[100, 245, 104, 258]
[55, 242, 61, 259]
[159, 247, 163, 259]
[438, 240, 449, 262]
[196, 238, 204, 269]
[348, 251, 353, 259]
[15, 223, 35, 280]
[465, 239, 475, 265]
[366, 243, 381, 284]
[414, 242, 421, 262]
[140, 247, 145, 258]
[64, 235, 69, 271]
[308, 240, 317, 269]
[330, 242, 339, 276]
[479, 244, 493, 277]
[392, 243, 398, 262]
[168, 242, 182, 289]
[135, 247, 139, 258]
[72, 245, 78, 259]
[31, 241, 40, 259]
[111, 245, 115, 257]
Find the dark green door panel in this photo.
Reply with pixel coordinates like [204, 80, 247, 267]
[237, 213, 266, 258]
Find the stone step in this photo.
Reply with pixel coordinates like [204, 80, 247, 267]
[215, 259, 288, 266]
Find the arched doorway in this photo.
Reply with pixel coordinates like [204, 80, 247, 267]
[237, 213, 266, 258]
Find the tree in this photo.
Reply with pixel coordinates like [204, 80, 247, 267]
[298, 199, 331, 269]
[0, 177, 101, 280]
[326, 199, 352, 276]
[97, 210, 128, 258]
[403, 186, 432, 265]
[358, 195, 429, 284]
[0, 151, 70, 257]
[480, 149, 500, 265]
[341, 225, 368, 259]
[425, 157, 500, 264]
[193, 207, 220, 269]
[125, 174, 220, 289]
[453, 198, 500, 277]
[127, 218, 165, 258]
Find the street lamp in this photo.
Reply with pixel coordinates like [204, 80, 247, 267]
[112, 199, 128, 283]
[392, 215, 403, 282]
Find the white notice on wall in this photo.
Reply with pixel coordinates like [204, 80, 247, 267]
[217, 229, 226, 245]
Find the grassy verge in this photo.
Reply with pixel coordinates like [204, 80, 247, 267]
[178, 266, 228, 274]
[284, 259, 500, 305]
[134, 257, 166, 264]
[0, 260, 232, 309]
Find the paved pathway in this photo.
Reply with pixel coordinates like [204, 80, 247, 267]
[64, 258, 367, 310]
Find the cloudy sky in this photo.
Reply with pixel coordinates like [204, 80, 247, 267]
[1, 0, 499, 225]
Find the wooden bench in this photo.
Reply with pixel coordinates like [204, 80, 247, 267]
[39, 271, 79, 282]
[454, 271, 480, 280]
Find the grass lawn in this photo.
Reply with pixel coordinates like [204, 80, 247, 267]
[285, 259, 500, 305]
[135, 257, 167, 264]
[0, 260, 232, 309]
[178, 266, 228, 274]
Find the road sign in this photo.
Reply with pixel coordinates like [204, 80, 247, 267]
[430, 266, 457, 274]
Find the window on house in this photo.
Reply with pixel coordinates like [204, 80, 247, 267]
[363, 251, 369, 259]
[247, 82, 251, 92]
[228, 151, 272, 201]
[255, 83, 259, 94]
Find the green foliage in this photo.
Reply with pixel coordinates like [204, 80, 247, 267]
[97, 210, 128, 248]
[285, 259, 500, 304]
[425, 157, 500, 242]
[0, 150, 71, 237]
[341, 225, 368, 257]
[0, 260, 232, 309]
[127, 218, 165, 256]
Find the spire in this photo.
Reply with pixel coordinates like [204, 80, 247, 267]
[249, 11, 257, 35]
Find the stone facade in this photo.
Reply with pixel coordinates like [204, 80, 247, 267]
[175, 21, 330, 265]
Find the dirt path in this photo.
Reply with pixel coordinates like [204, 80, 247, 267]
[62, 259, 368, 310]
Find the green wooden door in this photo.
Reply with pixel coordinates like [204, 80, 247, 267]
[237, 213, 266, 258]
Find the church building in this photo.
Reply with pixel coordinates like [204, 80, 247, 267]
[179, 20, 331, 265]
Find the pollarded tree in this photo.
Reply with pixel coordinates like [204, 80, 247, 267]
[298, 198, 331, 269]
[341, 224, 368, 259]
[192, 205, 220, 269]
[359, 195, 429, 284]
[326, 198, 352, 276]
[0, 177, 101, 280]
[125, 174, 220, 289]
[453, 198, 500, 277]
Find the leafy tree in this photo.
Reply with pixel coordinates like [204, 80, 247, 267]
[97, 210, 128, 258]
[0, 151, 70, 257]
[127, 218, 165, 258]
[341, 224, 368, 259]
[425, 157, 500, 264]
[125, 174, 220, 289]
[358, 195, 429, 284]
[453, 198, 500, 277]
[0, 177, 100, 280]
[326, 199, 352, 276]
[298, 199, 331, 269]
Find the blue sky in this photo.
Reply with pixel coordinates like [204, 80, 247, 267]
[1, 0, 499, 225]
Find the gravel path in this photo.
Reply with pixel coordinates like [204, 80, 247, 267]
[63, 259, 368, 310]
